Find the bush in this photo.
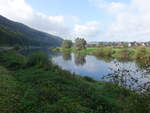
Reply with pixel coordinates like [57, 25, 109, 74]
[62, 40, 73, 49]
[93, 47, 113, 57]
[0, 66, 19, 113]
[0, 50, 26, 69]
[27, 52, 49, 67]
[136, 47, 148, 59]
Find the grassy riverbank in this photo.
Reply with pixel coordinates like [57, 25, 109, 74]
[56, 46, 150, 60]
[0, 50, 149, 113]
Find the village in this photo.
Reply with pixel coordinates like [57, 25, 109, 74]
[87, 41, 150, 48]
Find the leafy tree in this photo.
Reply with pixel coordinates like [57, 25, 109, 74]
[62, 40, 73, 48]
[75, 38, 87, 50]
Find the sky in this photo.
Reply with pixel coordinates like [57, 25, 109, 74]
[0, 0, 150, 42]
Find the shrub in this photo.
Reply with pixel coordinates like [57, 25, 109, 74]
[0, 50, 26, 69]
[93, 47, 113, 57]
[62, 40, 73, 49]
[27, 52, 49, 67]
[0, 66, 19, 113]
[136, 47, 148, 59]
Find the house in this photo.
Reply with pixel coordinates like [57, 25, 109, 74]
[128, 42, 147, 47]
[128, 42, 138, 47]
[128, 43, 132, 47]
[138, 42, 145, 46]
[116, 42, 124, 48]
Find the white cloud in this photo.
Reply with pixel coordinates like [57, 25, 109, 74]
[0, 0, 33, 21]
[89, 0, 127, 15]
[73, 21, 102, 41]
[0, 0, 102, 41]
[89, 0, 150, 41]
[0, 0, 76, 38]
[1, 0, 150, 42]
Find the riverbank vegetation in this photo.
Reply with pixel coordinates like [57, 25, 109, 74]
[0, 50, 149, 113]
[57, 46, 150, 61]
[58, 39, 150, 61]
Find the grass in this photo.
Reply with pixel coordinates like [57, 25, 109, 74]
[0, 50, 149, 113]
[57, 46, 150, 60]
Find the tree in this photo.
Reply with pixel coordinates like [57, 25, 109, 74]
[62, 40, 73, 48]
[75, 38, 87, 50]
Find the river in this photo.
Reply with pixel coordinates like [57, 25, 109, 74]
[21, 48, 150, 92]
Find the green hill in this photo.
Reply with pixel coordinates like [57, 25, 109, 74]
[0, 15, 63, 47]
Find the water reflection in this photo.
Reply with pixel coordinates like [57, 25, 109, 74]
[52, 53, 110, 80]
[19, 48, 59, 57]
[20, 48, 150, 93]
[95, 55, 112, 63]
[74, 54, 86, 66]
[62, 50, 72, 61]
[52, 52, 150, 93]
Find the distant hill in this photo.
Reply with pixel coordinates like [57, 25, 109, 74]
[0, 15, 63, 47]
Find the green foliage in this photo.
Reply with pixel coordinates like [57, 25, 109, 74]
[93, 47, 113, 57]
[136, 47, 149, 59]
[116, 49, 132, 59]
[0, 50, 149, 113]
[75, 38, 87, 50]
[0, 66, 19, 113]
[0, 50, 26, 69]
[62, 40, 73, 48]
[27, 52, 49, 67]
[122, 42, 128, 48]
[98, 42, 104, 47]
[136, 56, 150, 69]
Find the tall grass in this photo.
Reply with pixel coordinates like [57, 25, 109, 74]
[93, 47, 113, 57]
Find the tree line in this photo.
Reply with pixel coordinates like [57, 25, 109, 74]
[62, 38, 87, 50]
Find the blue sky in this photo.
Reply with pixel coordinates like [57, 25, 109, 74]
[26, 0, 130, 24]
[0, 0, 150, 42]
[26, 0, 110, 24]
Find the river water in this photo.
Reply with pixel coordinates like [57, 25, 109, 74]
[21, 48, 150, 92]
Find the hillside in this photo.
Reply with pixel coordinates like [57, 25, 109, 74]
[0, 15, 63, 47]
